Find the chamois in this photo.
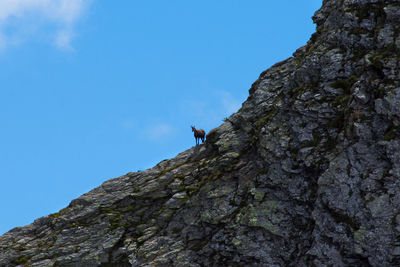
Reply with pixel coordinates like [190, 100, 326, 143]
[191, 126, 206, 145]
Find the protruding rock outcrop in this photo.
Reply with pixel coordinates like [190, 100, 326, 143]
[2, 0, 400, 266]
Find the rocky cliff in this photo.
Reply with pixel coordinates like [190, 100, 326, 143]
[2, 0, 400, 266]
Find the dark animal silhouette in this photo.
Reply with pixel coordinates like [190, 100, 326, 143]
[191, 126, 206, 145]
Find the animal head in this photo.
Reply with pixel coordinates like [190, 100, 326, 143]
[191, 125, 196, 132]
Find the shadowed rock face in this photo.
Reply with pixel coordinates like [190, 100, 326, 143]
[2, 0, 400, 266]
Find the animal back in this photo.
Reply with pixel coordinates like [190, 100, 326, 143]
[196, 129, 205, 138]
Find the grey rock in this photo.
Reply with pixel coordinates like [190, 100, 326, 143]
[2, 0, 400, 266]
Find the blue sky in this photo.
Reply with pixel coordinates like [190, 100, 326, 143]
[0, 0, 322, 235]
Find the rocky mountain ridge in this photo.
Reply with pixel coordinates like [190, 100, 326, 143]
[2, 0, 400, 266]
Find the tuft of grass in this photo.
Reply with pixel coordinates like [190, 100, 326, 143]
[12, 256, 31, 265]
[254, 109, 277, 131]
[48, 207, 69, 218]
[330, 75, 358, 94]
[383, 125, 400, 141]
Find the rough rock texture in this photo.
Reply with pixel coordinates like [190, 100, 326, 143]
[2, 0, 400, 266]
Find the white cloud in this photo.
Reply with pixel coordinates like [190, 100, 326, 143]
[0, 0, 91, 50]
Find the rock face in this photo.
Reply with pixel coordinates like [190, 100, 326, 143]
[2, 0, 400, 266]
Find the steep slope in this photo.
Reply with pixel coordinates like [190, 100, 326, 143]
[2, 0, 400, 266]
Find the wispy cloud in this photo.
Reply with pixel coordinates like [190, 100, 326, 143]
[0, 0, 92, 50]
[145, 123, 176, 141]
[55, 29, 74, 50]
[180, 90, 245, 130]
[218, 91, 242, 116]
[121, 118, 135, 130]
